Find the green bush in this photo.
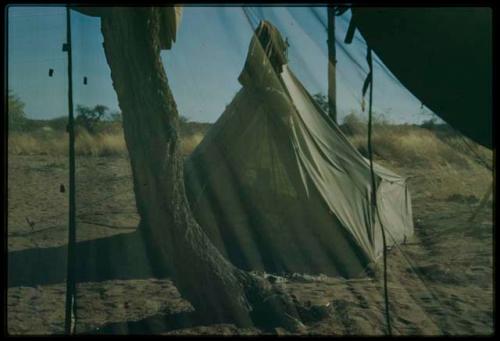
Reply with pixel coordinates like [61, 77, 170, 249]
[312, 93, 329, 114]
[340, 112, 367, 136]
[75, 104, 109, 134]
[7, 91, 27, 132]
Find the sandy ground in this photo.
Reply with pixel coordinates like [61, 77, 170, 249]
[7, 154, 493, 335]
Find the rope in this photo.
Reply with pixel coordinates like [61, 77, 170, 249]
[458, 135, 492, 172]
[365, 46, 392, 335]
[225, 6, 481, 333]
[467, 183, 493, 223]
[379, 225, 449, 334]
[243, 7, 397, 333]
[334, 6, 490, 332]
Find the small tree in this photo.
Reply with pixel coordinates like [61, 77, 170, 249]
[76, 104, 109, 133]
[109, 111, 122, 123]
[312, 93, 329, 114]
[420, 117, 438, 130]
[8, 91, 27, 132]
[341, 111, 367, 136]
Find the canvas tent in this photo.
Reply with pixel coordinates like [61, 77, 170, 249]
[185, 21, 414, 278]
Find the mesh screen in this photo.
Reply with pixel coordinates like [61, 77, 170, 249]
[6, 5, 493, 336]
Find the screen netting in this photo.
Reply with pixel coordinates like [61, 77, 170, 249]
[6, 5, 493, 336]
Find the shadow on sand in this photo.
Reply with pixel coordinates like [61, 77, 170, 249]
[8, 230, 171, 287]
[8, 230, 209, 334]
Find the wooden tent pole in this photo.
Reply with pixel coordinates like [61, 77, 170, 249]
[64, 4, 77, 335]
[327, 5, 337, 123]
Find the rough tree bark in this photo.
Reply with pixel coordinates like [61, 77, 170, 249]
[97, 7, 304, 331]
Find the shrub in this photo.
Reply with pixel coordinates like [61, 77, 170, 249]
[312, 93, 329, 114]
[75, 104, 109, 134]
[7, 91, 27, 132]
[340, 112, 367, 136]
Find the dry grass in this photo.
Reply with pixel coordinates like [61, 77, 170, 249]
[337, 114, 493, 200]
[8, 118, 492, 176]
[75, 130, 127, 157]
[180, 132, 205, 157]
[8, 129, 204, 157]
[344, 123, 492, 171]
[8, 132, 68, 156]
[349, 127, 467, 168]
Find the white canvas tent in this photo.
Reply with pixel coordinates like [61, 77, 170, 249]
[184, 21, 413, 278]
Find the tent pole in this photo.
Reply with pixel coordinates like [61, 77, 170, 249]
[63, 4, 77, 335]
[327, 5, 337, 123]
[366, 46, 392, 336]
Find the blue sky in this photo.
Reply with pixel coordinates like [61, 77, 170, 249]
[7, 5, 435, 124]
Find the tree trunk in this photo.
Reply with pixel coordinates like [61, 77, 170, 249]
[98, 7, 303, 331]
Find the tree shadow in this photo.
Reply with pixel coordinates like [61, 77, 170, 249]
[8, 230, 171, 287]
[8, 229, 223, 335]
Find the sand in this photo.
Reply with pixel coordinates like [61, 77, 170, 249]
[7, 154, 493, 335]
